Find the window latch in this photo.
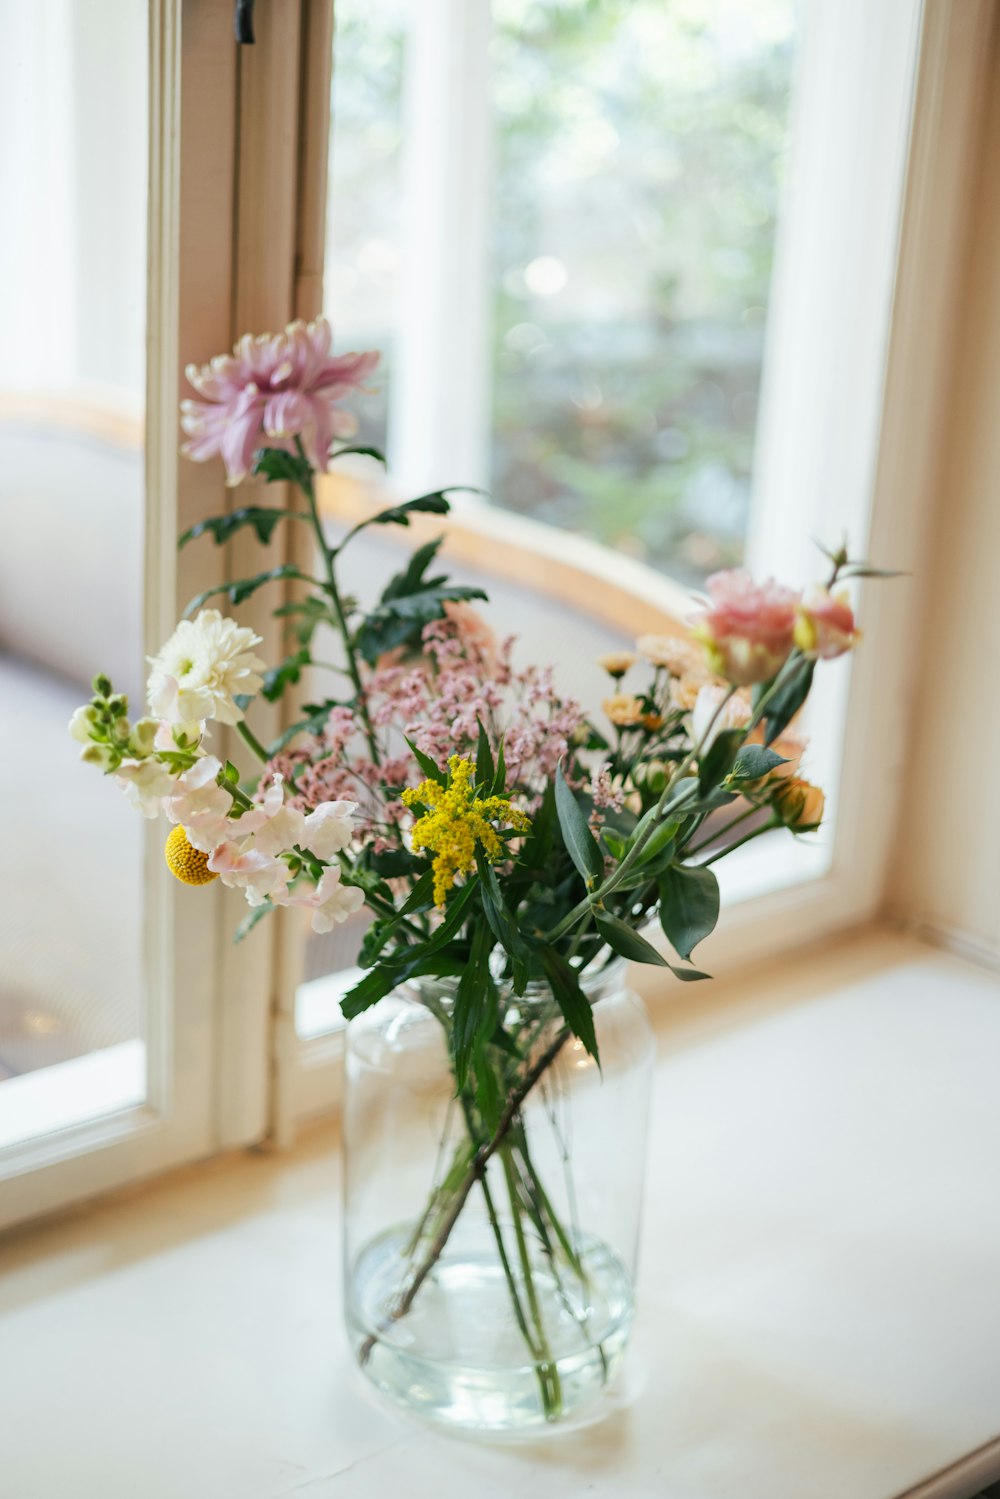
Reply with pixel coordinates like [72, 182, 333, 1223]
[235, 0, 256, 44]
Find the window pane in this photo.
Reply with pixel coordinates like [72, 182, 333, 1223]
[490, 0, 797, 581]
[0, 0, 147, 1138]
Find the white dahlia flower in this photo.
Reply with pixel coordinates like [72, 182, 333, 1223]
[148, 609, 265, 727]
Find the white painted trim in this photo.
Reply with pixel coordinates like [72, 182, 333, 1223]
[0, 0, 238, 1231]
[0, 1043, 145, 1157]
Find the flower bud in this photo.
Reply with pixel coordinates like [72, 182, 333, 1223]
[80, 742, 117, 771]
[68, 705, 98, 744]
[634, 758, 668, 795]
[772, 776, 825, 831]
[129, 717, 159, 755]
[112, 715, 132, 745]
[596, 651, 638, 680]
[793, 586, 860, 660]
[108, 693, 129, 717]
[92, 674, 113, 699]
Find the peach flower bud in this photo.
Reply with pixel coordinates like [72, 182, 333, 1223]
[596, 650, 639, 679]
[635, 634, 702, 676]
[690, 569, 799, 686]
[773, 776, 825, 831]
[603, 693, 645, 727]
[794, 586, 861, 660]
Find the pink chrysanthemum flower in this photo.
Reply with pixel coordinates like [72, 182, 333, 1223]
[181, 317, 379, 484]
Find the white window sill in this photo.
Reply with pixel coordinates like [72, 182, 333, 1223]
[1, 928, 998, 1499]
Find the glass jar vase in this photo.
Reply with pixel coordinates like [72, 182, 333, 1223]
[343, 957, 655, 1436]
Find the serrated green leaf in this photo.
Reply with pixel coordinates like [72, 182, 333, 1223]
[555, 766, 603, 886]
[261, 647, 311, 703]
[594, 911, 669, 966]
[330, 444, 387, 466]
[251, 447, 314, 488]
[178, 506, 308, 550]
[183, 564, 316, 618]
[659, 863, 721, 960]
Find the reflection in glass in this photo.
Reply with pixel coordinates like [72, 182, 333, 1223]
[0, 2, 147, 1124]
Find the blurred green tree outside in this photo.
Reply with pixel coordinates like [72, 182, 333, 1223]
[326, 0, 798, 583]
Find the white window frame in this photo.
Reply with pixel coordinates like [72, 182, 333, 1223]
[0, 0, 320, 1229]
[279, 0, 994, 1129]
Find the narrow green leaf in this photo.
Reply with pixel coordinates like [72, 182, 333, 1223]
[475, 718, 495, 790]
[475, 849, 530, 992]
[659, 863, 721, 961]
[594, 911, 669, 966]
[453, 921, 495, 1090]
[667, 963, 712, 982]
[555, 765, 604, 886]
[539, 948, 599, 1064]
[404, 736, 447, 787]
[234, 903, 274, 943]
[491, 735, 507, 796]
[400, 868, 435, 915]
[364, 491, 452, 528]
[251, 447, 314, 488]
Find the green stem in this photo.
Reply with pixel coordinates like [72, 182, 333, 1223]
[295, 458, 381, 765]
[501, 1144, 562, 1419]
[236, 718, 270, 764]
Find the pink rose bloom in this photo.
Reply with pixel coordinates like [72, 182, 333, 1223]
[794, 586, 861, 660]
[690, 570, 799, 686]
[181, 317, 379, 484]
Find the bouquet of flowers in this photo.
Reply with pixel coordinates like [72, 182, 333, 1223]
[71, 317, 875, 1422]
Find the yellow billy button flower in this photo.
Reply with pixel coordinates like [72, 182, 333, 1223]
[401, 755, 531, 907]
[164, 824, 219, 886]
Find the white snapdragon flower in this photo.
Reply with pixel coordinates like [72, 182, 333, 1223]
[164, 756, 233, 852]
[115, 758, 175, 818]
[208, 842, 292, 906]
[301, 801, 357, 860]
[68, 705, 98, 744]
[289, 866, 365, 934]
[147, 609, 265, 727]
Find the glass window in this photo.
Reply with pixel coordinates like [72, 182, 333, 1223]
[0, 0, 148, 1141]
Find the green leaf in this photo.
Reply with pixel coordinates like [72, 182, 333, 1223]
[251, 447, 314, 488]
[633, 816, 681, 869]
[475, 849, 530, 993]
[698, 727, 746, 796]
[266, 702, 338, 757]
[404, 736, 447, 787]
[594, 911, 669, 966]
[753, 659, 815, 746]
[355, 582, 489, 664]
[539, 948, 599, 1064]
[330, 444, 387, 466]
[362, 491, 453, 528]
[183, 564, 315, 618]
[475, 719, 494, 790]
[659, 863, 721, 961]
[603, 833, 627, 861]
[261, 647, 311, 703]
[472, 1036, 503, 1132]
[453, 921, 496, 1090]
[272, 596, 336, 649]
[491, 736, 507, 796]
[369, 848, 421, 878]
[400, 868, 435, 915]
[667, 963, 712, 982]
[555, 765, 604, 887]
[224, 760, 240, 784]
[234, 903, 274, 944]
[728, 744, 788, 782]
[178, 506, 308, 550]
